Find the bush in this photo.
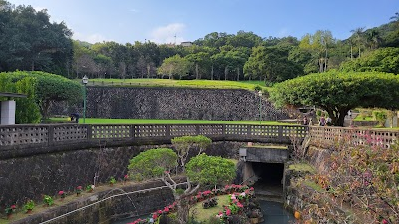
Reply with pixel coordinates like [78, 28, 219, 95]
[372, 110, 387, 126]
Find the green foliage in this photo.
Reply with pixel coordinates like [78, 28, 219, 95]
[157, 54, 193, 80]
[243, 46, 302, 83]
[185, 154, 236, 186]
[270, 71, 399, 126]
[340, 47, 399, 74]
[0, 3, 73, 76]
[372, 110, 387, 126]
[24, 200, 35, 211]
[43, 195, 54, 206]
[128, 148, 178, 181]
[0, 72, 41, 123]
[171, 135, 212, 163]
[0, 71, 83, 119]
[109, 176, 116, 184]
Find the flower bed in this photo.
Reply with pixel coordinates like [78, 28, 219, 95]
[128, 184, 256, 224]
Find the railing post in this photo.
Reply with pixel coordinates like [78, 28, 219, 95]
[48, 125, 54, 146]
[222, 124, 226, 138]
[86, 124, 92, 140]
[247, 125, 251, 136]
[278, 125, 283, 140]
[129, 125, 135, 139]
[166, 124, 170, 139]
[195, 124, 200, 135]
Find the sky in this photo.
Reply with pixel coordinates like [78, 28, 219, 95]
[7, 0, 399, 45]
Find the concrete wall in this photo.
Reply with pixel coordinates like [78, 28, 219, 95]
[52, 87, 288, 121]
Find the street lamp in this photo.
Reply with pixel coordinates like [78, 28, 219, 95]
[258, 90, 262, 124]
[82, 75, 89, 124]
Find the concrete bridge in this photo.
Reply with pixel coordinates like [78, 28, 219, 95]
[1, 123, 398, 159]
[0, 123, 307, 159]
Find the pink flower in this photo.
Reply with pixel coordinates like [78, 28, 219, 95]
[124, 174, 129, 179]
[226, 209, 231, 216]
[10, 205, 16, 209]
[237, 202, 244, 208]
[58, 191, 64, 195]
[77, 186, 82, 190]
[163, 207, 169, 213]
[382, 219, 388, 224]
[152, 213, 158, 220]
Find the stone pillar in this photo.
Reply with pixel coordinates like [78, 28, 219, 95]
[1, 100, 16, 125]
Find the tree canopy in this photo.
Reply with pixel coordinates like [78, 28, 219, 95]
[270, 71, 399, 126]
[340, 47, 399, 74]
[0, 72, 41, 123]
[1, 71, 83, 120]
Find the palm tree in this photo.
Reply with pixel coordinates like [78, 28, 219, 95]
[366, 29, 382, 50]
[390, 12, 399, 22]
[350, 27, 365, 58]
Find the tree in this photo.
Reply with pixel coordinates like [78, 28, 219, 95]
[31, 71, 83, 119]
[270, 71, 399, 126]
[0, 3, 73, 76]
[157, 55, 193, 79]
[350, 27, 365, 58]
[128, 136, 236, 224]
[0, 72, 41, 123]
[244, 46, 301, 84]
[340, 47, 399, 74]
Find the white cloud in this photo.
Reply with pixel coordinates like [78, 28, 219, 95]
[33, 6, 46, 12]
[73, 32, 109, 44]
[129, 9, 139, 13]
[149, 23, 186, 44]
[277, 28, 289, 37]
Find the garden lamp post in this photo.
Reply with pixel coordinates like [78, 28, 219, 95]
[258, 90, 262, 124]
[82, 75, 89, 124]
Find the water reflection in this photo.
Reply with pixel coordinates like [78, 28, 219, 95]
[259, 200, 295, 224]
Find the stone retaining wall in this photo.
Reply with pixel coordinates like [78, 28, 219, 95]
[12, 179, 182, 224]
[51, 87, 288, 121]
[0, 141, 242, 207]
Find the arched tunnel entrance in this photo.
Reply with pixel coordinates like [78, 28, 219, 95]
[251, 162, 285, 200]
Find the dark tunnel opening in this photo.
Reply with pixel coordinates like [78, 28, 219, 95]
[251, 162, 285, 197]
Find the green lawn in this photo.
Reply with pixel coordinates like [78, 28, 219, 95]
[82, 78, 270, 91]
[50, 118, 292, 125]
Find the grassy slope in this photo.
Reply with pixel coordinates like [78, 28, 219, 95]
[51, 118, 291, 125]
[85, 78, 270, 91]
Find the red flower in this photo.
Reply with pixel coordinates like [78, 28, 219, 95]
[58, 191, 64, 195]
[10, 205, 16, 209]
[152, 213, 158, 220]
[382, 219, 388, 224]
[77, 186, 82, 190]
[124, 174, 129, 179]
[226, 209, 231, 216]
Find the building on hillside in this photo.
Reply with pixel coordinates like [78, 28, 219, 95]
[180, 41, 193, 47]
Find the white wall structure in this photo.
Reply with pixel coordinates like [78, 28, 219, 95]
[1, 100, 16, 125]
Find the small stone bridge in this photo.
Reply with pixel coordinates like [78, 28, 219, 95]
[0, 123, 398, 159]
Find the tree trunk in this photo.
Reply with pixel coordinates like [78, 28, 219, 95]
[224, 66, 228, 80]
[176, 196, 189, 224]
[350, 45, 353, 60]
[237, 67, 240, 81]
[324, 49, 328, 72]
[211, 65, 214, 80]
[195, 63, 199, 79]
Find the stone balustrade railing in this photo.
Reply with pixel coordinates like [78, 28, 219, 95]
[309, 126, 399, 148]
[1, 124, 397, 159]
[0, 123, 307, 159]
